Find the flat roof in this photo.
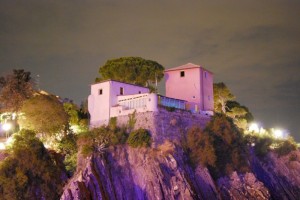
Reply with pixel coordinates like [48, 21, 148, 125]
[91, 79, 149, 89]
[164, 63, 213, 74]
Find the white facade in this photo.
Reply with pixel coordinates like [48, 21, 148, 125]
[88, 63, 214, 128]
[88, 80, 156, 127]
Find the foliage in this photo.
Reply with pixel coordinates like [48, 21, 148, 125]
[184, 114, 249, 178]
[185, 126, 216, 167]
[0, 129, 65, 199]
[78, 126, 127, 157]
[96, 57, 164, 88]
[226, 101, 253, 130]
[214, 83, 253, 130]
[274, 138, 297, 157]
[127, 111, 136, 132]
[127, 128, 151, 148]
[213, 82, 235, 113]
[206, 114, 249, 177]
[253, 135, 273, 158]
[57, 133, 78, 176]
[63, 102, 80, 126]
[0, 69, 34, 112]
[19, 94, 69, 137]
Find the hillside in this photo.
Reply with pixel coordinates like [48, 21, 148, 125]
[60, 111, 300, 199]
[61, 145, 300, 199]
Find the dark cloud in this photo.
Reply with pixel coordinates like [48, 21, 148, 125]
[0, 0, 300, 140]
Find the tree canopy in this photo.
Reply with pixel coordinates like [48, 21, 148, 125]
[0, 69, 34, 112]
[213, 82, 235, 113]
[213, 82, 253, 130]
[19, 94, 69, 137]
[0, 129, 65, 199]
[96, 57, 164, 88]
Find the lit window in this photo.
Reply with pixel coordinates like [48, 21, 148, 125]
[99, 89, 103, 95]
[180, 71, 185, 77]
[120, 87, 124, 95]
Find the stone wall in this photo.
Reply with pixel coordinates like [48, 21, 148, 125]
[116, 107, 211, 146]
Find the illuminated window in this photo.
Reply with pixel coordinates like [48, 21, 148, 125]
[99, 89, 103, 95]
[120, 87, 124, 95]
[180, 71, 185, 77]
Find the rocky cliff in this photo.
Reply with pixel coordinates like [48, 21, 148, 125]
[59, 144, 299, 200]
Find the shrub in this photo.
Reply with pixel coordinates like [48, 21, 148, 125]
[185, 126, 216, 167]
[184, 114, 250, 178]
[127, 128, 151, 148]
[254, 136, 273, 158]
[0, 129, 65, 199]
[57, 133, 78, 176]
[78, 125, 128, 157]
[274, 138, 297, 157]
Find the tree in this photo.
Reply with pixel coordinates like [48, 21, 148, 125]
[213, 82, 235, 113]
[204, 114, 249, 177]
[0, 69, 34, 112]
[226, 100, 254, 130]
[96, 57, 164, 89]
[186, 126, 216, 167]
[18, 94, 69, 137]
[0, 129, 65, 199]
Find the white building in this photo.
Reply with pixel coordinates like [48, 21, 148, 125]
[88, 63, 214, 128]
[88, 80, 157, 128]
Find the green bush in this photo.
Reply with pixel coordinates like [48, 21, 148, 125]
[185, 126, 216, 167]
[78, 125, 128, 157]
[184, 114, 250, 178]
[127, 128, 151, 148]
[57, 133, 78, 176]
[0, 129, 65, 199]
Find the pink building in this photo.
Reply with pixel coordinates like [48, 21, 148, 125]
[88, 63, 214, 127]
[165, 63, 214, 114]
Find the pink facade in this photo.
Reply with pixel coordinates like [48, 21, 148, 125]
[165, 63, 214, 112]
[88, 63, 214, 128]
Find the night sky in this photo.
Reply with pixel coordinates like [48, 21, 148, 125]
[1, 1, 300, 141]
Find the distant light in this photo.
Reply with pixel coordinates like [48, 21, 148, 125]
[0, 142, 5, 150]
[249, 123, 259, 133]
[272, 129, 284, 139]
[2, 123, 12, 131]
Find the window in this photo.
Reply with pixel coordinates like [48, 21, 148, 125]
[208, 95, 211, 101]
[99, 89, 103, 95]
[180, 71, 185, 77]
[120, 87, 124, 95]
[204, 71, 207, 78]
[138, 91, 141, 94]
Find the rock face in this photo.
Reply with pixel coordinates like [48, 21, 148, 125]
[62, 144, 300, 200]
[61, 146, 219, 200]
[251, 150, 300, 200]
[218, 172, 270, 199]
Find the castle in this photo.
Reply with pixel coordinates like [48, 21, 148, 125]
[88, 63, 214, 128]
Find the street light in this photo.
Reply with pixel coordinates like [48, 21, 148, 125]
[2, 123, 12, 138]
